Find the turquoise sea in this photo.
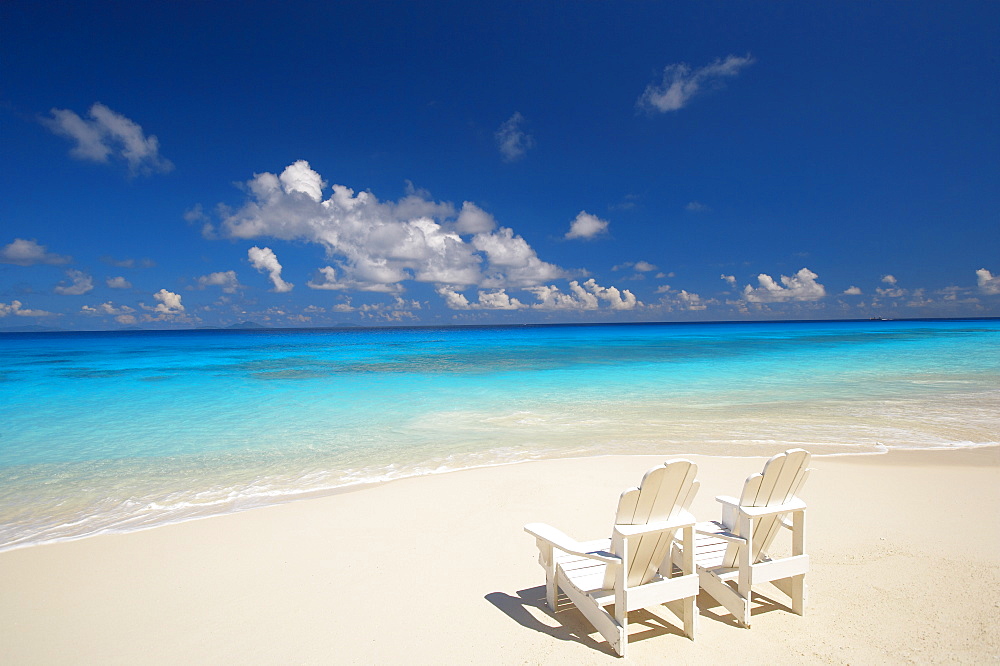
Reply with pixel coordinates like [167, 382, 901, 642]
[1, 319, 998, 551]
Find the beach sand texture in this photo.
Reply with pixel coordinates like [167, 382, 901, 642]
[1, 447, 998, 664]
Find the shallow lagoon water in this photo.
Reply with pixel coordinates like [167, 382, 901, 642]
[1, 319, 997, 550]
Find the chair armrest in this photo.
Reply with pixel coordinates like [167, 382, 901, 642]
[613, 510, 696, 538]
[716, 495, 807, 518]
[524, 523, 620, 565]
[695, 521, 746, 543]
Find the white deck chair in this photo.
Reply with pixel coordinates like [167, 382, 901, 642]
[684, 448, 811, 628]
[524, 459, 700, 657]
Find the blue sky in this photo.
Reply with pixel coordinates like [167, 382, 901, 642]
[2, 1, 998, 329]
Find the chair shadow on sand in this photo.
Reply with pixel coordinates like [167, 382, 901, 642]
[485, 585, 795, 655]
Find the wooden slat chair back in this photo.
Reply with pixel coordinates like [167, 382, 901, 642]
[605, 461, 700, 589]
[525, 459, 701, 657]
[721, 448, 811, 568]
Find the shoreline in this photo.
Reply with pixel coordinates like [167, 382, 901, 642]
[1, 446, 997, 663]
[3, 443, 996, 555]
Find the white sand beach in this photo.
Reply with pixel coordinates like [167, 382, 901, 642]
[1, 447, 998, 664]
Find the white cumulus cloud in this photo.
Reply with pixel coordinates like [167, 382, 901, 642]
[106, 276, 132, 289]
[0, 238, 71, 266]
[43, 103, 173, 175]
[248, 247, 294, 293]
[976, 269, 1000, 295]
[495, 112, 535, 162]
[677, 290, 707, 310]
[613, 260, 657, 273]
[81, 302, 135, 316]
[525, 279, 639, 311]
[565, 211, 610, 240]
[152, 289, 184, 313]
[436, 287, 526, 310]
[743, 268, 826, 303]
[220, 161, 569, 295]
[843, 286, 862, 295]
[196, 270, 242, 293]
[0, 300, 55, 317]
[54, 269, 94, 295]
[638, 54, 755, 113]
[633, 261, 657, 272]
[527, 282, 600, 310]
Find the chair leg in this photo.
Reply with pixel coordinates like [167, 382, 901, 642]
[773, 573, 807, 616]
[738, 594, 751, 628]
[682, 595, 697, 639]
[615, 610, 627, 658]
[791, 574, 806, 615]
[736, 571, 752, 628]
[545, 564, 558, 611]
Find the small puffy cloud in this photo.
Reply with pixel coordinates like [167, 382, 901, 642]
[152, 289, 184, 313]
[81, 301, 135, 316]
[743, 268, 826, 303]
[614, 261, 656, 272]
[633, 261, 657, 272]
[976, 268, 1000, 295]
[720, 274, 736, 286]
[685, 201, 709, 212]
[495, 112, 535, 162]
[655, 286, 713, 311]
[196, 270, 242, 293]
[527, 282, 599, 310]
[843, 286, 862, 295]
[526, 279, 639, 311]
[876, 284, 907, 298]
[0, 238, 71, 266]
[54, 269, 94, 295]
[882, 275, 897, 285]
[583, 279, 639, 310]
[43, 103, 173, 176]
[0, 300, 55, 317]
[677, 290, 707, 311]
[436, 287, 526, 310]
[565, 211, 610, 240]
[106, 276, 132, 289]
[248, 246, 294, 293]
[638, 54, 754, 113]
[478, 289, 525, 310]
